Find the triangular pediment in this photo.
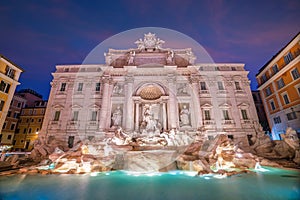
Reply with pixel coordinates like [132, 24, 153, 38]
[219, 103, 231, 108]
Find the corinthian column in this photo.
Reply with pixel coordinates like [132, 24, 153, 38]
[168, 74, 177, 129]
[190, 75, 202, 128]
[99, 76, 112, 131]
[135, 102, 140, 131]
[125, 76, 134, 131]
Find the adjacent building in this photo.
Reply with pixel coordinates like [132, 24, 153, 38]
[252, 91, 269, 133]
[256, 32, 300, 140]
[40, 33, 262, 149]
[0, 55, 24, 144]
[0, 94, 26, 146]
[13, 100, 47, 151]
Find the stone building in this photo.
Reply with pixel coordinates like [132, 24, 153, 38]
[40, 33, 261, 149]
[13, 100, 47, 151]
[256, 32, 300, 140]
[252, 91, 270, 133]
[0, 94, 26, 146]
[0, 55, 23, 141]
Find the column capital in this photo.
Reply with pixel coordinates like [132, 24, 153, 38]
[189, 75, 199, 84]
[102, 76, 113, 84]
[167, 74, 176, 83]
[125, 75, 134, 83]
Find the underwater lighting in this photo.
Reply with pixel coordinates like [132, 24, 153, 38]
[90, 172, 98, 177]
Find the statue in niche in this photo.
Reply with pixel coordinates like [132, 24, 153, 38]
[140, 105, 161, 135]
[180, 105, 190, 126]
[111, 106, 122, 127]
[127, 51, 135, 65]
[113, 84, 123, 95]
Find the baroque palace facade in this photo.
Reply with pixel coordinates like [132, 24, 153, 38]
[40, 33, 261, 148]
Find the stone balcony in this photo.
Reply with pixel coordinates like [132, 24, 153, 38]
[241, 119, 254, 128]
[48, 121, 61, 130]
[67, 120, 80, 130]
[86, 121, 99, 130]
[203, 120, 215, 125]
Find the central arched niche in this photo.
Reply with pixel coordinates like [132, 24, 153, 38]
[136, 83, 166, 100]
[134, 82, 168, 132]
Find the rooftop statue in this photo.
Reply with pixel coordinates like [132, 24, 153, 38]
[135, 32, 165, 51]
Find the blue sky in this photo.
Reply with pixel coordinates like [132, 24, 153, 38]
[1, 0, 299, 99]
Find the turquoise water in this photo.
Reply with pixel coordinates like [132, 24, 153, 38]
[0, 167, 299, 200]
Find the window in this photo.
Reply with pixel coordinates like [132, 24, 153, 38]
[252, 94, 257, 102]
[77, 83, 83, 91]
[0, 80, 11, 93]
[91, 111, 97, 121]
[7, 135, 12, 140]
[200, 82, 207, 90]
[286, 112, 297, 120]
[0, 100, 5, 111]
[17, 102, 22, 108]
[234, 81, 242, 90]
[273, 116, 281, 124]
[284, 52, 293, 64]
[282, 94, 290, 104]
[36, 128, 39, 132]
[60, 83, 66, 91]
[297, 86, 300, 96]
[270, 100, 276, 110]
[72, 111, 79, 121]
[38, 118, 42, 122]
[13, 112, 19, 118]
[217, 81, 224, 90]
[204, 110, 211, 120]
[28, 128, 32, 133]
[277, 78, 285, 89]
[272, 64, 279, 74]
[265, 87, 272, 96]
[227, 135, 234, 139]
[10, 123, 15, 131]
[23, 128, 27, 134]
[31, 118, 34, 122]
[241, 109, 248, 120]
[231, 67, 236, 71]
[54, 111, 60, 121]
[291, 68, 300, 80]
[7, 111, 11, 117]
[95, 83, 101, 91]
[64, 68, 69, 72]
[261, 74, 267, 82]
[5, 66, 15, 79]
[222, 110, 230, 120]
[2, 122, 6, 129]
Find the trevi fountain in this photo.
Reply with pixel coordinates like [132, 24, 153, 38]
[0, 28, 299, 200]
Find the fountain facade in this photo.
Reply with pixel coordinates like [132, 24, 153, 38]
[40, 32, 261, 152]
[19, 32, 284, 173]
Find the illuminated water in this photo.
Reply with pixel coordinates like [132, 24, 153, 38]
[0, 167, 299, 200]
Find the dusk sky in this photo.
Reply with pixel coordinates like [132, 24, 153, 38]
[1, 0, 299, 99]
